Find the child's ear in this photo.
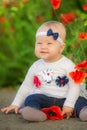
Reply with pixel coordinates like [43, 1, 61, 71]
[60, 43, 66, 52]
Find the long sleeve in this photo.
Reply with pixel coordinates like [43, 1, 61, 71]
[11, 65, 35, 107]
[63, 60, 80, 108]
[64, 79, 80, 108]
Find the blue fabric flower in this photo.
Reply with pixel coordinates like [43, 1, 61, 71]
[55, 76, 69, 87]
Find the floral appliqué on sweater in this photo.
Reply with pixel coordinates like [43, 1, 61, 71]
[33, 70, 69, 88]
[55, 75, 69, 87]
[33, 69, 53, 88]
[40, 69, 53, 84]
[33, 76, 41, 88]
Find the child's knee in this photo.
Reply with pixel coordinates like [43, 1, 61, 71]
[79, 106, 87, 121]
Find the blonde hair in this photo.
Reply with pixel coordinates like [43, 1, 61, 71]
[36, 21, 66, 42]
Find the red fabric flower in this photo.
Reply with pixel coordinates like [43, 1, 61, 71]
[78, 32, 87, 40]
[51, 0, 61, 10]
[75, 60, 87, 69]
[41, 106, 64, 120]
[60, 12, 75, 25]
[69, 70, 87, 84]
[82, 4, 87, 11]
[33, 76, 41, 88]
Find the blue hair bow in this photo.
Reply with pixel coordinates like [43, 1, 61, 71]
[47, 29, 59, 40]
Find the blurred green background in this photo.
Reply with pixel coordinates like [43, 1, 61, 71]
[0, 0, 87, 88]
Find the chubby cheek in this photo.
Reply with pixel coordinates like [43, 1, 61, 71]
[34, 47, 40, 58]
[56, 45, 64, 54]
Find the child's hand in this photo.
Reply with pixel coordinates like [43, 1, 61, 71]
[62, 106, 74, 117]
[1, 105, 19, 114]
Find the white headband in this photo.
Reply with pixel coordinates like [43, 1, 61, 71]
[36, 30, 63, 44]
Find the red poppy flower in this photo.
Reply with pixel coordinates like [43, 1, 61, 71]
[60, 12, 75, 25]
[72, 43, 80, 48]
[3, 0, 17, 7]
[82, 4, 87, 11]
[36, 16, 44, 22]
[51, 0, 61, 10]
[3, 0, 10, 7]
[0, 17, 5, 24]
[41, 106, 64, 120]
[33, 76, 41, 88]
[78, 32, 87, 40]
[22, 0, 29, 3]
[75, 60, 87, 69]
[69, 70, 87, 84]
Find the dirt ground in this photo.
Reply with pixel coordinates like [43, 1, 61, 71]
[0, 88, 87, 130]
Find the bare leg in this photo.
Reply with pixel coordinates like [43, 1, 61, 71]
[79, 106, 87, 121]
[21, 106, 47, 122]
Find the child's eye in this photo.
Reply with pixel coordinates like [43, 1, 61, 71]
[36, 42, 42, 44]
[48, 42, 52, 45]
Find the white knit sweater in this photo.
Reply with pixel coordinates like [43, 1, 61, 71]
[12, 56, 80, 108]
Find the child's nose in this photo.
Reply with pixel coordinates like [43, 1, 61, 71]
[41, 43, 47, 49]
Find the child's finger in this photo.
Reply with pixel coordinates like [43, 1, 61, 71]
[15, 108, 18, 114]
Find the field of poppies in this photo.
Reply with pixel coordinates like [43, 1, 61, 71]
[0, 0, 87, 88]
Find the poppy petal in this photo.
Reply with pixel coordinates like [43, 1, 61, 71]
[69, 70, 87, 84]
[41, 106, 64, 120]
[51, 0, 61, 10]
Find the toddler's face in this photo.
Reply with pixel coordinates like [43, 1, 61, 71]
[35, 35, 65, 62]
